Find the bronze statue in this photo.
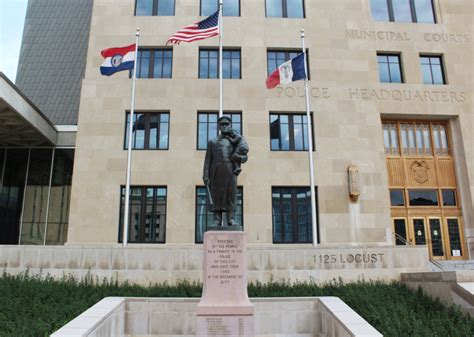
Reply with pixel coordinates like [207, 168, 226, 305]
[203, 116, 249, 227]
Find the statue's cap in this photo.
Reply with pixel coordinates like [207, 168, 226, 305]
[217, 116, 232, 123]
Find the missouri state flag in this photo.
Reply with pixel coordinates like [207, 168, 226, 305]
[266, 53, 306, 89]
[100, 44, 136, 76]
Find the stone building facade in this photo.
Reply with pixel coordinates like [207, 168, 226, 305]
[1, 1, 473, 275]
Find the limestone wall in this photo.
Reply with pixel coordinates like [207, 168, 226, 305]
[0, 245, 428, 285]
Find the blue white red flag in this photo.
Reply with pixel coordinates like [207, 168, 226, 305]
[166, 11, 219, 45]
[266, 53, 306, 89]
[100, 44, 136, 76]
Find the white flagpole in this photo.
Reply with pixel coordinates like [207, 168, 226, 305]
[218, 0, 223, 117]
[123, 28, 140, 247]
[301, 29, 318, 247]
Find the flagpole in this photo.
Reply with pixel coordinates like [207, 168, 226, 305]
[301, 29, 318, 247]
[218, 0, 223, 117]
[123, 28, 140, 247]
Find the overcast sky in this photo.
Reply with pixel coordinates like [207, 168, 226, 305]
[0, 0, 28, 82]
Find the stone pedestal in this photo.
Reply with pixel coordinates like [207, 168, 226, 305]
[196, 231, 254, 336]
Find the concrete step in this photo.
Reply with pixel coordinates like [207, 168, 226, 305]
[433, 260, 474, 271]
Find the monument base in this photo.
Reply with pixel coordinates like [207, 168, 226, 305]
[197, 230, 255, 336]
[196, 315, 254, 337]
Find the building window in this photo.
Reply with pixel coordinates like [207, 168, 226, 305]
[382, 122, 399, 155]
[197, 112, 241, 150]
[119, 186, 167, 243]
[195, 186, 243, 243]
[267, 50, 309, 78]
[270, 113, 313, 151]
[420, 55, 445, 85]
[272, 187, 315, 243]
[383, 121, 450, 157]
[442, 189, 457, 206]
[390, 189, 405, 206]
[432, 123, 449, 156]
[201, 0, 240, 16]
[135, 0, 175, 16]
[408, 189, 438, 206]
[370, 0, 435, 23]
[377, 54, 403, 83]
[199, 49, 241, 79]
[133, 49, 173, 79]
[125, 112, 170, 150]
[266, 0, 305, 18]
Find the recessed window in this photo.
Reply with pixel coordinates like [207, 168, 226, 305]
[270, 113, 313, 151]
[377, 54, 403, 83]
[420, 55, 445, 85]
[394, 219, 407, 245]
[199, 49, 241, 79]
[400, 122, 431, 156]
[197, 112, 241, 150]
[382, 122, 399, 155]
[195, 186, 243, 243]
[432, 123, 449, 156]
[266, 0, 305, 18]
[267, 49, 309, 78]
[390, 189, 405, 206]
[442, 189, 457, 206]
[201, 0, 239, 16]
[135, 0, 175, 16]
[370, 0, 435, 23]
[272, 187, 316, 243]
[408, 189, 438, 206]
[133, 49, 173, 79]
[125, 112, 170, 150]
[119, 186, 167, 243]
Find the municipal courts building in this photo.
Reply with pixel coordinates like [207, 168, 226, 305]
[0, 0, 473, 283]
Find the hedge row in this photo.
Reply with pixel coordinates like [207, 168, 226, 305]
[0, 272, 473, 336]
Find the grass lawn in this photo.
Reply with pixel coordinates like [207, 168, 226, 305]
[0, 272, 473, 336]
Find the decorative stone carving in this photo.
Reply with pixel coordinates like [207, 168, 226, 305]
[411, 161, 429, 184]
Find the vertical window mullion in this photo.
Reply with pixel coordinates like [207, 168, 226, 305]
[429, 58, 436, 84]
[288, 115, 295, 150]
[409, 0, 417, 22]
[144, 114, 150, 149]
[387, 0, 395, 21]
[291, 189, 298, 242]
[280, 190, 285, 242]
[282, 0, 287, 18]
[140, 187, 147, 241]
[149, 51, 155, 79]
[153, 0, 158, 16]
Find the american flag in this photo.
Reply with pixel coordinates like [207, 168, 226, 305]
[166, 11, 219, 45]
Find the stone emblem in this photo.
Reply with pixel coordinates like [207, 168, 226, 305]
[411, 161, 429, 184]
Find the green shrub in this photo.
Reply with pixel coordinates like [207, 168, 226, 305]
[0, 272, 473, 337]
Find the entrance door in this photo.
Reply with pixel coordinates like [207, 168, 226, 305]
[407, 217, 446, 259]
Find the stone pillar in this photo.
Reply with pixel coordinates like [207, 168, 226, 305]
[196, 231, 254, 336]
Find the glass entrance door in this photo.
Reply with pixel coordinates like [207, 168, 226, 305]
[428, 217, 445, 259]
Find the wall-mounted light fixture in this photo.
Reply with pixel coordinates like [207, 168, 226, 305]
[348, 165, 360, 203]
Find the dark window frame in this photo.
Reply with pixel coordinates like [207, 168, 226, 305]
[118, 185, 167, 244]
[130, 48, 173, 79]
[196, 111, 242, 150]
[269, 112, 315, 152]
[195, 186, 244, 243]
[266, 49, 310, 79]
[265, 0, 306, 18]
[198, 47, 242, 79]
[377, 52, 404, 83]
[371, 0, 436, 23]
[420, 54, 446, 85]
[134, 0, 176, 16]
[408, 189, 439, 206]
[200, 0, 241, 16]
[272, 186, 319, 244]
[124, 111, 170, 150]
